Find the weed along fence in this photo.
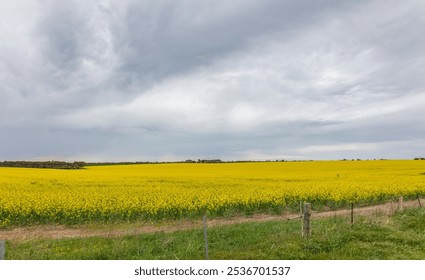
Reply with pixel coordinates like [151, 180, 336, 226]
[295, 196, 423, 237]
[285, 198, 409, 239]
[198, 196, 423, 260]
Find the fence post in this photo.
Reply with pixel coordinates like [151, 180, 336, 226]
[0, 240, 5, 260]
[202, 214, 209, 260]
[350, 203, 354, 226]
[299, 201, 303, 235]
[418, 195, 422, 208]
[302, 202, 311, 237]
[398, 196, 404, 211]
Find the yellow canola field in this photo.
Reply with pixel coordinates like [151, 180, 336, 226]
[0, 160, 425, 227]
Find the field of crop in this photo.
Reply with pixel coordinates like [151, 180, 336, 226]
[1, 160, 425, 228]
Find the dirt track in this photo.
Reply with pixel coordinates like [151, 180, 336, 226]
[0, 198, 423, 241]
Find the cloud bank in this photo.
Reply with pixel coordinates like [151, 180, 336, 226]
[1, 0, 425, 161]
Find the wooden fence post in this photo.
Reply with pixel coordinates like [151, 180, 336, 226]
[202, 214, 209, 260]
[398, 196, 404, 211]
[299, 201, 303, 235]
[302, 203, 311, 237]
[417, 195, 422, 208]
[0, 240, 5, 260]
[350, 203, 354, 226]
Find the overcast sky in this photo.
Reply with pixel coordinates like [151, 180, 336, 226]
[1, 0, 425, 162]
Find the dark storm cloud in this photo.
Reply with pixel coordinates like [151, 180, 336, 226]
[1, 0, 425, 161]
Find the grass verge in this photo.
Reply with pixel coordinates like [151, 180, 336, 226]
[4, 207, 425, 260]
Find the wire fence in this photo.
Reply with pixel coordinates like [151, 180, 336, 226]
[0, 196, 423, 260]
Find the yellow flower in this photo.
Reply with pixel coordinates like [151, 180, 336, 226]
[0, 160, 424, 226]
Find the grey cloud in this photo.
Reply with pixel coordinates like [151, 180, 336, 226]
[1, 0, 425, 161]
[104, 0, 366, 90]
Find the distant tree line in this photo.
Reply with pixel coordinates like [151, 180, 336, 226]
[86, 161, 163, 166]
[197, 159, 222, 163]
[0, 161, 86, 169]
[414, 157, 425, 160]
[184, 159, 223, 163]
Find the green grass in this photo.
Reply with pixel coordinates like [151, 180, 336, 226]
[5, 208, 425, 260]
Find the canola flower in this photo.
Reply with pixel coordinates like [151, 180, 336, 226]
[0, 160, 424, 227]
